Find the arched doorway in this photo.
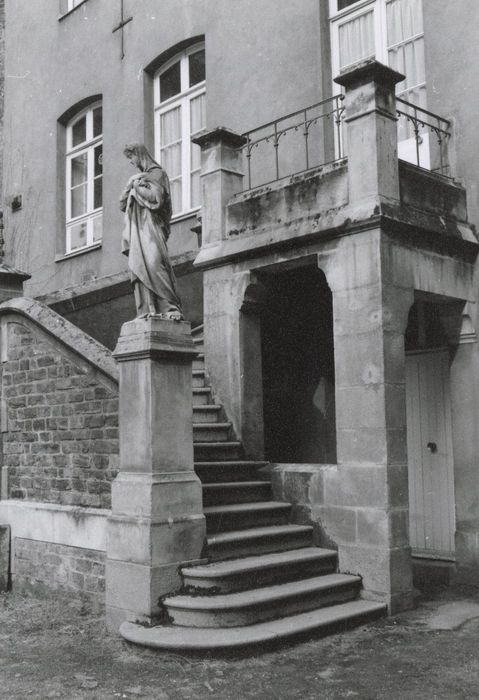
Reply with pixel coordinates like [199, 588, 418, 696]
[260, 265, 336, 463]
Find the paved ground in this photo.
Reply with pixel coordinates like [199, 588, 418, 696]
[1, 584, 479, 699]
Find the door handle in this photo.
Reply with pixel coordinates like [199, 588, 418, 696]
[427, 442, 437, 454]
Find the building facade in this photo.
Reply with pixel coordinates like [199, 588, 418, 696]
[1, 0, 479, 640]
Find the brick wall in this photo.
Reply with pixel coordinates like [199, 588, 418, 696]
[1, 318, 119, 508]
[14, 537, 105, 610]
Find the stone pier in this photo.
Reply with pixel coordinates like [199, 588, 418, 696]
[105, 319, 205, 631]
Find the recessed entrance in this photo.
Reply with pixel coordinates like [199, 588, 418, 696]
[405, 300, 456, 559]
[260, 265, 335, 463]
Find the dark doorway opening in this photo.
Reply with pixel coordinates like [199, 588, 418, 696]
[260, 265, 336, 463]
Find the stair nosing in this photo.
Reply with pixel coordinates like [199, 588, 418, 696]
[207, 524, 313, 545]
[204, 501, 290, 515]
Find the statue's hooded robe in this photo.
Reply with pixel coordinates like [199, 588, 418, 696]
[120, 144, 182, 315]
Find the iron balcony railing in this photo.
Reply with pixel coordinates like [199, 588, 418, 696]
[396, 97, 452, 176]
[237, 94, 451, 192]
[240, 95, 345, 191]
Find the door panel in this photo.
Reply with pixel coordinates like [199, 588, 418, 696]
[406, 350, 455, 558]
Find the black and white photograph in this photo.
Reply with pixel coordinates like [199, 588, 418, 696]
[0, 1, 478, 698]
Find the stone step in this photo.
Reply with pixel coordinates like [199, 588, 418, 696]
[192, 353, 205, 370]
[191, 324, 204, 338]
[195, 460, 268, 483]
[192, 404, 222, 423]
[194, 441, 243, 461]
[192, 387, 213, 405]
[192, 370, 206, 388]
[206, 523, 312, 561]
[192, 422, 232, 442]
[204, 501, 291, 533]
[120, 599, 387, 650]
[202, 481, 272, 506]
[181, 547, 338, 593]
[165, 574, 362, 628]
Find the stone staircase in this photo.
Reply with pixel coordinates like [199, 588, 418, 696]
[120, 324, 386, 650]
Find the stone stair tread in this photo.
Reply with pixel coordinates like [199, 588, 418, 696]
[120, 600, 386, 650]
[182, 546, 336, 579]
[207, 523, 312, 545]
[204, 501, 290, 515]
[194, 441, 241, 449]
[203, 480, 271, 491]
[193, 422, 231, 429]
[195, 461, 268, 468]
[166, 574, 360, 611]
[193, 405, 220, 411]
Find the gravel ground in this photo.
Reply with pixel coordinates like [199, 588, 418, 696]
[1, 585, 479, 699]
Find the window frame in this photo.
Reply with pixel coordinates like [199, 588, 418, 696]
[329, 0, 427, 162]
[59, 0, 88, 17]
[153, 43, 206, 218]
[65, 102, 103, 254]
[329, 0, 426, 99]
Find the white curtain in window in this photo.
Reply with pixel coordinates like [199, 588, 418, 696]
[338, 10, 375, 69]
[387, 0, 425, 94]
[190, 93, 205, 136]
[386, 0, 423, 46]
[159, 107, 182, 180]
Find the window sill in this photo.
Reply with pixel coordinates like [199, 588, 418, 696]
[58, 0, 89, 21]
[55, 242, 102, 262]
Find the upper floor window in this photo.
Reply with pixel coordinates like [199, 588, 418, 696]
[154, 44, 206, 217]
[65, 103, 103, 253]
[330, 0, 426, 159]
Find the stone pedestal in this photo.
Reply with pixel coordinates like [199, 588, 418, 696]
[192, 127, 246, 248]
[105, 319, 206, 632]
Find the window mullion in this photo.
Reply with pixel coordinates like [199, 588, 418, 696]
[182, 95, 190, 212]
[374, 1, 386, 62]
[87, 146, 94, 245]
[66, 156, 72, 222]
[180, 53, 189, 92]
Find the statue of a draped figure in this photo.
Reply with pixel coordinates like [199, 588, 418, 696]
[120, 143, 183, 320]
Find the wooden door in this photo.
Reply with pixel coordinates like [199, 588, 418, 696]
[406, 349, 456, 559]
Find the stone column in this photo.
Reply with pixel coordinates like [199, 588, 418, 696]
[313, 59, 416, 613]
[319, 232, 414, 613]
[335, 59, 404, 205]
[105, 319, 206, 632]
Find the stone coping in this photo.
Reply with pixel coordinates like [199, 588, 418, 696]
[0, 499, 109, 552]
[0, 297, 118, 383]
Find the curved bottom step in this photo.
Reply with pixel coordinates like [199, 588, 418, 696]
[120, 599, 386, 650]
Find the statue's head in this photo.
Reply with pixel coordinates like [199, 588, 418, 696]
[123, 143, 160, 172]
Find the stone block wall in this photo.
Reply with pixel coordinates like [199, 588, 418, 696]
[1, 320, 119, 508]
[14, 538, 105, 611]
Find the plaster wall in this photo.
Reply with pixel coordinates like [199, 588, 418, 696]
[3, 0, 328, 300]
[423, 0, 479, 231]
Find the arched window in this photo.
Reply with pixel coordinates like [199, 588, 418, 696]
[154, 44, 205, 216]
[65, 102, 103, 252]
